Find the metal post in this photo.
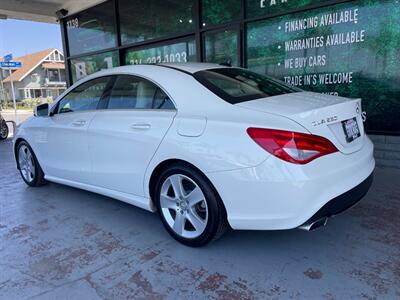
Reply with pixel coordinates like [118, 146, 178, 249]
[9, 68, 18, 124]
[0, 68, 4, 108]
[59, 18, 72, 87]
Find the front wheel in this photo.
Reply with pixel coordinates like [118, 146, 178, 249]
[0, 121, 8, 140]
[154, 163, 228, 247]
[17, 141, 47, 187]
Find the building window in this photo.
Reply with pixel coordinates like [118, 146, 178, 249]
[33, 89, 42, 98]
[65, 0, 116, 56]
[119, 0, 196, 45]
[202, 0, 241, 27]
[61, 0, 400, 135]
[125, 39, 197, 65]
[31, 73, 40, 83]
[246, 0, 400, 134]
[60, 70, 66, 82]
[48, 69, 60, 82]
[70, 51, 119, 83]
[204, 29, 238, 66]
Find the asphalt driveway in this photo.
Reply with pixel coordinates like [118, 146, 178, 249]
[0, 138, 399, 300]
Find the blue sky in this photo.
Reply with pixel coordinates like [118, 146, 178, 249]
[0, 19, 62, 59]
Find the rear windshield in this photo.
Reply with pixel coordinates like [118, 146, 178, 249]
[193, 68, 301, 104]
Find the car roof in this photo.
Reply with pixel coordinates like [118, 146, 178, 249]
[73, 63, 228, 84]
[72, 63, 231, 86]
[159, 62, 227, 74]
[55, 62, 238, 117]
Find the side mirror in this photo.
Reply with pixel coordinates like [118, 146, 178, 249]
[34, 103, 49, 117]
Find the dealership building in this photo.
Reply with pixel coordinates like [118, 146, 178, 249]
[1, 0, 399, 165]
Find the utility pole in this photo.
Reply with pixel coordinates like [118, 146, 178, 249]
[9, 67, 18, 124]
[0, 68, 4, 108]
[1, 54, 21, 124]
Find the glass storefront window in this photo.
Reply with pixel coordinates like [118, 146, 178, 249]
[202, 0, 241, 27]
[119, 0, 196, 45]
[204, 30, 239, 66]
[246, 0, 330, 18]
[125, 39, 197, 65]
[60, 0, 399, 135]
[66, 1, 116, 56]
[246, 0, 400, 134]
[70, 51, 119, 83]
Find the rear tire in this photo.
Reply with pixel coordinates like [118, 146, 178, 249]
[154, 162, 229, 247]
[17, 141, 47, 187]
[0, 121, 8, 140]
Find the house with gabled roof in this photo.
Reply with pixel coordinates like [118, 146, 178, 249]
[0, 48, 66, 103]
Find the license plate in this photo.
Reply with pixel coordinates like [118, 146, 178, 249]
[342, 117, 361, 143]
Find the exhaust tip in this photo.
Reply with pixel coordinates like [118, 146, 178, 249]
[298, 217, 328, 231]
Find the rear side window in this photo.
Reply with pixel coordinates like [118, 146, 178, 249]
[57, 77, 110, 114]
[193, 68, 301, 104]
[108, 75, 175, 110]
[153, 88, 175, 110]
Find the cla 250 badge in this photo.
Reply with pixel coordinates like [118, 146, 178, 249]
[312, 116, 338, 127]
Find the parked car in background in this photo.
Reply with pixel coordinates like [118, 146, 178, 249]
[13, 63, 375, 247]
[0, 112, 9, 140]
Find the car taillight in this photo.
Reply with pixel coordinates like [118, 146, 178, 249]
[247, 128, 338, 164]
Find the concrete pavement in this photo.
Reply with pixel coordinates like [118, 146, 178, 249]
[0, 138, 399, 299]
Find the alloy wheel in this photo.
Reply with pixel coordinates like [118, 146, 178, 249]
[18, 145, 36, 183]
[159, 174, 208, 239]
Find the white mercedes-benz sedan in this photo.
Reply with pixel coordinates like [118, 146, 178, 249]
[14, 63, 375, 246]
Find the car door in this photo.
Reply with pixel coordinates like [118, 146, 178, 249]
[40, 76, 112, 183]
[87, 74, 176, 196]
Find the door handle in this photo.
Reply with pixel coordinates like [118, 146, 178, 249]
[130, 123, 151, 130]
[71, 120, 86, 127]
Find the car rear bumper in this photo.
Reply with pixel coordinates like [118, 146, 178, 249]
[300, 172, 373, 226]
[207, 135, 375, 230]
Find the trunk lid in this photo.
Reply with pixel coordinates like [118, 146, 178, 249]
[236, 92, 365, 154]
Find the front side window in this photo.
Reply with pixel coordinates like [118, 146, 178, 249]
[108, 75, 175, 110]
[194, 68, 301, 104]
[57, 77, 110, 114]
